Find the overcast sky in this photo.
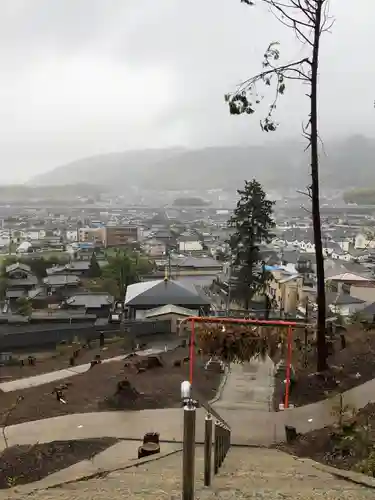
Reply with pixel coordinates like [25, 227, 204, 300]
[0, 0, 373, 183]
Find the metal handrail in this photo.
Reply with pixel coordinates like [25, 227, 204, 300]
[191, 388, 231, 430]
[181, 382, 231, 500]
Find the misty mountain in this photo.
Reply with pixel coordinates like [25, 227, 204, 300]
[29, 136, 375, 192]
[30, 148, 186, 188]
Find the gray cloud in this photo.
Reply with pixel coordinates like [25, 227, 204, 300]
[0, 0, 373, 182]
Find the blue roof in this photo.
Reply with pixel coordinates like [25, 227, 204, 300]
[264, 265, 282, 271]
[78, 242, 95, 249]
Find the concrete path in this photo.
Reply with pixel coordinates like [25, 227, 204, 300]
[214, 357, 274, 411]
[0, 341, 179, 392]
[3, 446, 374, 499]
[23, 440, 182, 490]
[0, 409, 212, 451]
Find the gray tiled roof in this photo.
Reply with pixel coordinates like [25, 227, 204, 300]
[326, 292, 365, 306]
[8, 277, 38, 287]
[43, 275, 80, 286]
[66, 293, 113, 308]
[172, 256, 221, 268]
[6, 289, 25, 298]
[5, 262, 32, 274]
[125, 279, 210, 307]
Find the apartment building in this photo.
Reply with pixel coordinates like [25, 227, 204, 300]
[104, 225, 138, 247]
[78, 227, 105, 245]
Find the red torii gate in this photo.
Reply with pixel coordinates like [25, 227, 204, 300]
[179, 316, 309, 409]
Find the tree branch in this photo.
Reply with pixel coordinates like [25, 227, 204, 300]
[296, 185, 312, 199]
[1, 396, 23, 449]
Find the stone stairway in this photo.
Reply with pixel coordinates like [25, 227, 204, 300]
[4, 447, 374, 500]
[198, 448, 374, 499]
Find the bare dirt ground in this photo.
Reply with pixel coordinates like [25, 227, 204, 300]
[0, 347, 222, 426]
[273, 326, 375, 408]
[0, 437, 118, 489]
[0, 337, 133, 381]
[277, 402, 375, 478]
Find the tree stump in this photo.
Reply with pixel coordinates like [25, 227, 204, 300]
[90, 359, 101, 369]
[138, 442, 160, 459]
[28, 356, 36, 366]
[285, 425, 298, 443]
[340, 333, 346, 349]
[135, 355, 163, 373]
[143, 432, 160, 445]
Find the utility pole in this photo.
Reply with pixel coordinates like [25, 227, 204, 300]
[168, 247, 172, 279]
[226, 258, 232, 316]
[304, 298, 309, 367]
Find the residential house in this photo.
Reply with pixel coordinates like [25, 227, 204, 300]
[266, 267, 303, 315]
[5, 262, 38, 301]
[330, 251, 353, 262]
[65, 229, 78, 242]
[349, 282, 375, 306]
[171, 256, 222, 276]
[124, 278, 210, 319]
[178, 232, 203, 253]
[355, 232, 375, 250]
[152, 229, 177, 248]
[325, 272, 375, 293]
[143, 238, 167, 257]
[147, 256, 222, 282]
[338, 238, 353, 253]
[299, 241, 315, 253]
[46, 261, 91, 277]
[64, 293, 114, 317]
[42, 274, 81, 293]
[359, 301, 375, 322]
[326, 291, 365, 317]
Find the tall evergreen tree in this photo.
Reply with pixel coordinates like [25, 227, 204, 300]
[228, 179, 275, 309]
[88, 252, 102, 278]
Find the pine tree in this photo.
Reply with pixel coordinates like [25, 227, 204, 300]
[88, 252, 102, 278]
[228, 179, 275, 309]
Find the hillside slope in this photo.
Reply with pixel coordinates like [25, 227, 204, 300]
[29, 136, 375, 191]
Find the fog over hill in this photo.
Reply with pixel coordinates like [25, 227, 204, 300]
[29, 136, 375, 192]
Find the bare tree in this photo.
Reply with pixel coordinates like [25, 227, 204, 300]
[226, 0, 333, 371]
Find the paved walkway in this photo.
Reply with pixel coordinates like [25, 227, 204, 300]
[20, 441, 182, 490]
[2, 447, 374, 499]
[214, 356, 274, 411]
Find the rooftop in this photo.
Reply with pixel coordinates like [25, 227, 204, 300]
[5, 262, 32, 274]
[144, 304, 196, 318]
[326, 291, 365, 306]
[66, 293, 114, 308]
[43, 275, 80, 286]
[125, 278, 210, 307]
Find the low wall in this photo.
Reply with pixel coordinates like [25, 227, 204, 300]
[0, 320, 172, 351]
